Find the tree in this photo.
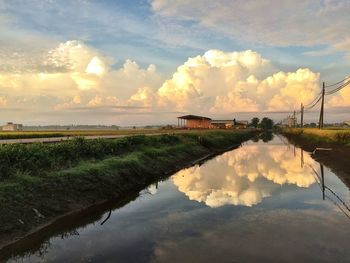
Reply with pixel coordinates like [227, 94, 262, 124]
[250, 117, 260, 128]
[259, 117, 274, 130]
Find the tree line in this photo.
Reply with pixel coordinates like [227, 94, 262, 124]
[250, 117, 274, 130]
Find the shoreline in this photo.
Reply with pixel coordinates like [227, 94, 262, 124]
[281, 130, 350, 188]
[0, 130, 256, 253]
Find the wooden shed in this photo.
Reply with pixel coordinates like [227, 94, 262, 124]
[177, 115, 212, 129]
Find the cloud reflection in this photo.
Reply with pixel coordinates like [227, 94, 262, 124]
[172, 144, 317, 207]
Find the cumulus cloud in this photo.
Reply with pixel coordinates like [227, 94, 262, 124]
[172, 144, 316, 208]
[128, 87, 155, 107]
[0, 40, 162, 114]
[1, 41, 348, 123]
[157, 49, 320, 113]
[326, 76, 350, 108]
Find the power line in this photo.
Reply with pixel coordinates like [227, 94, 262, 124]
[305, 94, 322, 110]
[304, 91, 322, 107]
[325, 75, 350, 88]
[325, 79, 350, 95]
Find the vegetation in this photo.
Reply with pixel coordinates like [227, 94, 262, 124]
[281, 128, 350, 145]
[250, 117, 260, 128]
[0, 129, 204, 140]
[0, 130, 256, 247]
[0, 131, 255, 181]
[259, 117, 274, 130]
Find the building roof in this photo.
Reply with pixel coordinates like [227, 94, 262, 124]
[211, 120, 233, 124]
[178, 115, 211, 120]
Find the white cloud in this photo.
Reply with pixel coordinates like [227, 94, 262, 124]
[128, 87, 155, 107]
[0, 40, 162, 112]
[327, 76, 350, 107]
[172, 144, 317, 208]
[1, 42, 348, 123]
[87, 95, 103, 107]
[157, 50, 320, 113]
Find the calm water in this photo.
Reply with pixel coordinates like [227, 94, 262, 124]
[3, 135, 350, 263]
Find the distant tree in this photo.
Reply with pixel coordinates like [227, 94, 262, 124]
[259, 117, 274, 130]
[309, 122, 317, 128]
[250, 117, 260, 128]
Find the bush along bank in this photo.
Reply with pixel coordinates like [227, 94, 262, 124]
[0, 130, 256, 248]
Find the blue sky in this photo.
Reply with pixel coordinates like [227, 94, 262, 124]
[0, 0, 349, 125]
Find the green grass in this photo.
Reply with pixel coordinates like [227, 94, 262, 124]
[0, 130, 255, 186]
[0, 128, 225, 140]
[281, 128, 350, 144]
[0, 130, 257, 246]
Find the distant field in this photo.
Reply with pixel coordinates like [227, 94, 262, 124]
[0, 129, 240, 140]
[0, 129, 170, 139]
[282, 128, 350, 144]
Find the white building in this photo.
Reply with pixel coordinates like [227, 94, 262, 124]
[2, 122, 23, 131]
[281, 116, 297, 127]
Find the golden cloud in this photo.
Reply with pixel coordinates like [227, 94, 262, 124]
[172, 144, 317, 208]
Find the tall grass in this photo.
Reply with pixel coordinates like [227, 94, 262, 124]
[0, 129, 215, 140]
[0, 131, 254, 181]
[282, 128, 350, 144]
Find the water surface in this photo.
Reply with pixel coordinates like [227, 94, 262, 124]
[3, 135, 350, 263]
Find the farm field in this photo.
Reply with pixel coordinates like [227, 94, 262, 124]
[0, 129, 201, 140]
[282, 128, 350, 144]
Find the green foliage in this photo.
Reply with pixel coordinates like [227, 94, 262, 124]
[0, 131, 254, 181]
[250, 117, 260, 128]
[281, 128, 350, 144]
[0, 135, 177, 180]
[259, 117, 274, 130]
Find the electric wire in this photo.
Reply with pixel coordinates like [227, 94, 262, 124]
[325, 79, 350, 95]
[325, 75, 350, 88]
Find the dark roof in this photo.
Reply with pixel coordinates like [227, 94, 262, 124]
[211, 120, 233, 123]
[178, 115, 211, 120]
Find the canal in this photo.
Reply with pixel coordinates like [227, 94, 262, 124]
[2, 134, 350, 262]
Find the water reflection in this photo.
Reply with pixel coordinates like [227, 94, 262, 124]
[311, 163, 350, 219]
[172, 140, 318, 207]
[2, 136, 350, 263]
[251, 131, 274, 143]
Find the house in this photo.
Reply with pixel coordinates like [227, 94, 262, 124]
[234, 120, 249, 129]
[210, 120, 234, 129]
[2, 122, 23, 131]
[177, 115, 212, 129]
[177, 115, 248, 129]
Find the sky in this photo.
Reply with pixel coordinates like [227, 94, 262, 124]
[0, 0, 349, 125]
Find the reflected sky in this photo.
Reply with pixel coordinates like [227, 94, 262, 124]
[3, 136, 350, 263]
[172, 138, 317, 207]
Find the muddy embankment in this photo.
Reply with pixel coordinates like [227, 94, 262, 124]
[281, 131, 350, 187]
[0, 130, 256, 254]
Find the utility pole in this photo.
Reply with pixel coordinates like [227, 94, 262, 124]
[319, 82, 325, 129]
[301, 103, 304, 128]
[293, 110, 296, 128]
[320, 164, 325, 201]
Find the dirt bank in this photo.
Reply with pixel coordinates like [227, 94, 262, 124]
[0, 131, 256, 253]
[282, 132, 350, 188]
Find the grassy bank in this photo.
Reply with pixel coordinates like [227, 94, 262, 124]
[280, 128, 350, 189]
[0, 128, 223, 140]
[281, 128, 350, 145]
[0, 130, 256, 248]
